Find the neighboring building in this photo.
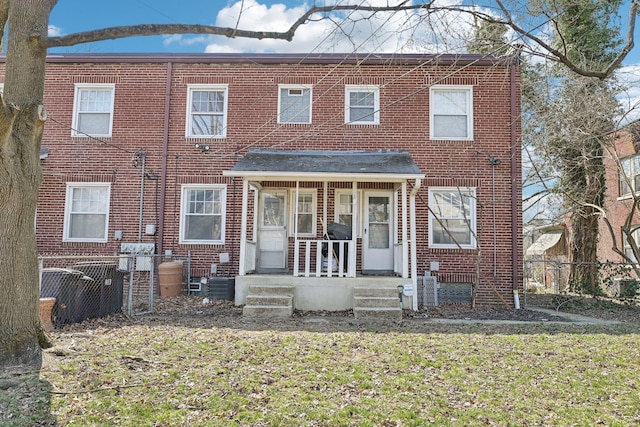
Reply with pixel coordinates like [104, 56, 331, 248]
[5, 52, 522, 311]
[599, 120, 640, 264]
[524, 224, 569, 292]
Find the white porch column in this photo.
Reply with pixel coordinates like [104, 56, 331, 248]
[401, 181, 409, 279]
[323, 182, 328, 236]
[350, 181, 358, 277]
[239, 179, 249, 276]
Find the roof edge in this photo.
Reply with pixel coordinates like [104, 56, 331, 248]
[0, 52, 514, 67]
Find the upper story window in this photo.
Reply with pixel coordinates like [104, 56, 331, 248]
[430, 85, 473, 140]
[187, 85, 228, 138]
[620, 156, 640, 197]
[278, 85, 312, 124]
[345, 85, 379, 125]
[63, 183, 111, 242]
[428, 187, 476, 249]
[180, 185, 226, 244]
[72, 84, 115, 137]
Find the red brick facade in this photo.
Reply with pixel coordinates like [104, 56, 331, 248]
[599, 122, 640, 263]
[5, 53, 522, 306]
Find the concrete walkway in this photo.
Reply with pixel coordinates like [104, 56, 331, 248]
[526, 306, 622, 325]
[300, 307, 623, 326]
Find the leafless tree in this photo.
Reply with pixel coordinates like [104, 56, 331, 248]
[1, 0, 638, 370]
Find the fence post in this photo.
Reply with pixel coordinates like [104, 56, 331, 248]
[148, 259, 155, 313]
[127, 255, 134, 316]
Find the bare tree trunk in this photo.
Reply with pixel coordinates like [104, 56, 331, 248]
[0, 0, 53, 370]
[569, 210, 601, 295]
[567, 133, 606, 295]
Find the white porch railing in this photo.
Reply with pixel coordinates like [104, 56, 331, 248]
[294, 239, 354, 278]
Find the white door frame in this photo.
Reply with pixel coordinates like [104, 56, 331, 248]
[257, 189, 288, 271]
[363, 190, 394, 273]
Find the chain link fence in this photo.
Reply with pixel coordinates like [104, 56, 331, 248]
[523, 259, 640, 302]
[38, 251, 238, 328]
[39, 255, 152, 328]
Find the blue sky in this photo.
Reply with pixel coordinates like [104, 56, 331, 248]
[49, 1, 640, 62]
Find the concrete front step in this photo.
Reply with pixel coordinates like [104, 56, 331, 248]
[243, 284, 294, 318]
[353, 307, 402, 321]
[354, 296, 402, 309]
[243, 305, 293, 318]
[353, 286, 400, 298]
[248, 284, 295, 296]
[245, 294, 293, 307]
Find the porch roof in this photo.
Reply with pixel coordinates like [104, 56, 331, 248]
[224, 149, 425, 182]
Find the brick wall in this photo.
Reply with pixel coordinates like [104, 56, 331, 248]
[1, 53, 522, 306]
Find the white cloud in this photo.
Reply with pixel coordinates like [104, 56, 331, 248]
[616, 64, 640, 125]
[162, 0, 490, 55]
[48, 25, 63, 37]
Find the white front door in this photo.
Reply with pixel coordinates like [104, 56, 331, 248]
[258, 190, 288, 270]
[363, 191, 394, 273]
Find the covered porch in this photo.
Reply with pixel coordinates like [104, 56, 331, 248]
[224, 149, 425, 312]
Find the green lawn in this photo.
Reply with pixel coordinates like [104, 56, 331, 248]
[4, 320, 640, 426]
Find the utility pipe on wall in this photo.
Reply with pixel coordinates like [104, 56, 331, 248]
[137, 152, 147, 242]
[158, 61, 173, 258]
[410, 178, 422, 311]
[510, 53, 521, 309]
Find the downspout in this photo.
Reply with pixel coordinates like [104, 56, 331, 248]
[410, 178, 422, 311]
[137, 152, 146, 241]
[158, 61, 173, 258]
[510, 57, 521, 309]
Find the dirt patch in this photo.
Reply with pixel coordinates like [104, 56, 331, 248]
[51, 293, 640, 333]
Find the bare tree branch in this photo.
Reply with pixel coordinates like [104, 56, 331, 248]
[41, 1, 638, 80]
[493, 0, 638, 79]
[44, 2, 433, 48]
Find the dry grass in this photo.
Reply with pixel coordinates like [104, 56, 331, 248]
[2, 296, 640, 426]
[0, 298, 640, 427]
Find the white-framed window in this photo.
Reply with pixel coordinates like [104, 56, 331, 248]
[623, 226, 640, 262]
[430, 85, 473, 140]
[620, 156, 640, 197]
[429, 187, 476, 249]
[63, 183, 111, 242]
[186, 85, 228, 138]
[290, 189, 317, 236]
[72, 84, 115, 137]
[345, 85, 379, 124]
[180, 185, 226, 244]
[278, 85, 312, 124]
[334, 189, 362, 238]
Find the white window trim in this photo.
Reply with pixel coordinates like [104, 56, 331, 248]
[429, 85, 473, 141]
[619, 156, 640, 199]
[63, 182, 111, 243]
[623, 226, 640, 262]
[186, 84, 229, 138]
[334, 189, 363, 238]
[179, 184, 227, 245]
[345, 85, 380, 125]
[277, 84, 313, 124]
[71, 83, 115, 137]
[290, 189, 317, 237]
[428, 187, 477, 249]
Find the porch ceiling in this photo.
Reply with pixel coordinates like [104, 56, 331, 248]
[223, 149, 425, 182]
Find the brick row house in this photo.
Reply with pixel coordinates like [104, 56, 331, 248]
[6, 52, 522, 313]
[599, 120, 640, 294]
